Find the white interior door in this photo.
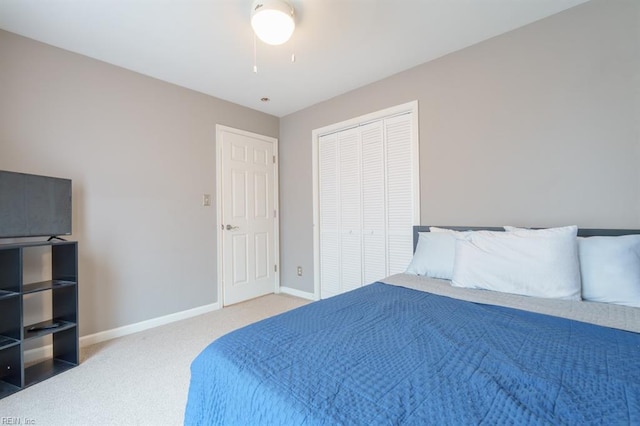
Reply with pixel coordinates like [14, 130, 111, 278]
[217, 126, 278, 306]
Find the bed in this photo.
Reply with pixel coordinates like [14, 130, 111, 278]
[184, 226, 640, 425]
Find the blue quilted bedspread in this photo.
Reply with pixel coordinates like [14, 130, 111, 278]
[184, 282, 640, 425]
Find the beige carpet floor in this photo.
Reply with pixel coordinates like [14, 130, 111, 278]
[0, 293, 309, 426]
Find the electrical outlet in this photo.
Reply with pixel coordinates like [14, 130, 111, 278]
[297, 266, 303, 277]
[202, 194, 211, 207]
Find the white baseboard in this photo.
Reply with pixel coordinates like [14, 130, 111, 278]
[80, 302, 220, 347]
[24, 302, 220, 364]
[24, 345, 52, 364]
[279, 286, 317, 301]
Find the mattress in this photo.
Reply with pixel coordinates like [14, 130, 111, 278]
[184, 277, 640, 425]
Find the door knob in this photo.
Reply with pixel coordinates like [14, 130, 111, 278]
[226, 224, 239, 230]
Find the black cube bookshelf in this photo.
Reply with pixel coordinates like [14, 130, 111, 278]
[0, 240, 78, 399]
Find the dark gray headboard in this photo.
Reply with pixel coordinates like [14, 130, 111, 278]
[413, 226, 640, 252]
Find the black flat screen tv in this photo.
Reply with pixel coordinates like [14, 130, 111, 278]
[0, 170, 72, 239]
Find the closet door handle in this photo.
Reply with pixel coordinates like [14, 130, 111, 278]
[225, 224, 239, 231]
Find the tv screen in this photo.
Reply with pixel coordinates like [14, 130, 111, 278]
[0, 170, 72, 239]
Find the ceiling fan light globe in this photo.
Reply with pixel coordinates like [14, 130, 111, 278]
[251, 0, 295, 45]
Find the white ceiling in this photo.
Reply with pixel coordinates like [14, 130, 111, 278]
[0, 0, 589, 117]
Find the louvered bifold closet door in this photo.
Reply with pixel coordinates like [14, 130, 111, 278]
[338, 128, 363, 292]
[318, 108, 416, 298]
[385, 113, 414, 274]
[318, 133, 341, 298]
[361, 121, 387, 283]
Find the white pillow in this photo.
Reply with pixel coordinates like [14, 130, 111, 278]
[405, 227, 473, 279]
[578, 235, 640, 308]
[429, 226, 468, 235]
[405, 232, 456, 279]
[452, 226, 581, 300]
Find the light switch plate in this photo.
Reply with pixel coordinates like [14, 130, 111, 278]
[202, 194, 211, 206]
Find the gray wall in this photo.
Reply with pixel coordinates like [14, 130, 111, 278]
[0, 30, 279, 336]
[279, 0, 640, 294]
[1, 0, 638, 330]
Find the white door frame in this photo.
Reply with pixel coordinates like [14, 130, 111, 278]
[311, 101, 420, 300]
[216, 124, 280, 306]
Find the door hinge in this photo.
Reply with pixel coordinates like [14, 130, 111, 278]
[274, 264, 278, 272]
[274, 209, 277, 218]
[273, 155, 276, 164]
